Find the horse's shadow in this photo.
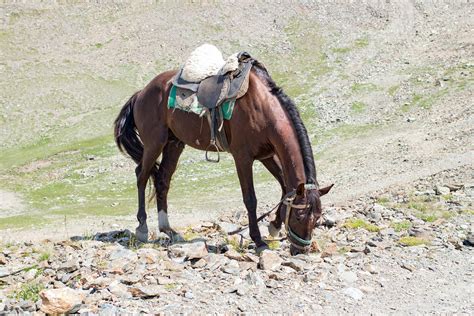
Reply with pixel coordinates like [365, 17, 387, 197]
[70, 229, 226, 253]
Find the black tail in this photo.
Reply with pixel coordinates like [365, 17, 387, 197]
[114, 91, 159, 181]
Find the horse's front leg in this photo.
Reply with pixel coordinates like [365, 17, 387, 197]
[155, 137, 185, 240]
[234, 156, 268, 253]
[260, 156, 286, 237]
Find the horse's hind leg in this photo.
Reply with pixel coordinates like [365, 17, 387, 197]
[260, 155, 286, 237]
[154, 135, 185, 238]
[135, 132, 168, 242]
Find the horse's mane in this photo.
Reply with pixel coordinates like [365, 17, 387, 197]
[252, 60, 318, 186]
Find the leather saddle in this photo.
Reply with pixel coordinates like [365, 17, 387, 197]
[171, 52, 254, 160]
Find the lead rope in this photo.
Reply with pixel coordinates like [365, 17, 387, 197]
[227, 190, 296, 236]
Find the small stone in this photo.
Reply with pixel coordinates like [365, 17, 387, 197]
[339, 271, 358, 283]
[342, 287, 364, 300]
[463, 233, 474, 247]
[39, 288, 85, 314]
[435, 185, 450, 195]
[224, 248, 243, 261]
[282, 258, 307, 272]
[0, 253, 6, 265]
[360, 285, 375, 293]
[59, 259, 80, 273]
[364, 264, 378, 274]
[23, 268, 37, 281]
[184, 290, 194, 299]
[401, 263, 415, 272]
[129, 285, 162, 298]
[108, 280, 132, 299]
[236, 284, 249, 296]
[321, 243, 338, 258]
[192, 258, 207, 268]
[258, 250, 282, 271]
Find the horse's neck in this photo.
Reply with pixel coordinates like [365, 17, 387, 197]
[270, 123, 307, 192]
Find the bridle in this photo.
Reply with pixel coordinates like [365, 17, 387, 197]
[283, 183, 316, 251]
[227, 183, 318, 252]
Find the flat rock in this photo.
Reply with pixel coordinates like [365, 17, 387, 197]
[321, 243, 338, 258]
[109, 248, 137, 262]
[40, 288, 85, 314]
[282, 258, 308, 272]
[137, 248, 164, 264]
[128, 285, 162, 298]
[108, 280, 132, 299]
[435, 185, 450, 195]
[170, 241, 208, 260]
[342, 287, 364, 300]
[217, 222, 240, 234]
[339, 271, 358, 283]
[258, 250, 282, 271]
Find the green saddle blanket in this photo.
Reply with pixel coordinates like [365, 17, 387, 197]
[167, 85, 236, 120]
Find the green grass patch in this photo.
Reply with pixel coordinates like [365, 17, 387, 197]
[376, 197, 390, 205]
[351, 82, 378, 93]
[226, 237, 250, 254]
[391, 220, 412, 232]
[351, 101, 366, 113]
[38, 252, 50, 262]
[13, 282, 44, 302]
[164, 283, 177, 291]
[267, 240, 280, 250]
[332, 47, 351, 54]
[343, 218, 380, 232]
[399, 236, 430, 247]
[183, 227, 199, 241]
[354, 37, 369, 48]
[0, 215, 49, 230]
[388, 85, 400, 97]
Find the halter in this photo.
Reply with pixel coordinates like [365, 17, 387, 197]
[283, 183, 317, 251]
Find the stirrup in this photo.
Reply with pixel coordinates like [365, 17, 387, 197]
[205, 140, 220, 163]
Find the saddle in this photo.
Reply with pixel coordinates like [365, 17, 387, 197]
[170, 50, 254, 161]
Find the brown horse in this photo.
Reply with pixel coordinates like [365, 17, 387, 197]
[114, 60, 333, 255]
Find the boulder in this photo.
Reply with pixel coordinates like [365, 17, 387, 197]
[258, 250, 282, 271]
[40, 288, 85, 314]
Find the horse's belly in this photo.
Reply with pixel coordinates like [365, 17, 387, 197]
[167, 109, 216, 151]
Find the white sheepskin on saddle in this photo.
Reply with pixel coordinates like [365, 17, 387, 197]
[181, 44, 225, 82]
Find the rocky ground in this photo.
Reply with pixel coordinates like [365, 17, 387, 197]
[1, 1, 473, 314]
[1, 168, 472, 314]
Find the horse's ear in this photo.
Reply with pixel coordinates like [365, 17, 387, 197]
[296, 183, 305, 196]
[319, 184, 334, 196]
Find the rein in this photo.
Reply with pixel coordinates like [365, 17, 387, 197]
[228, 184, 316, 250]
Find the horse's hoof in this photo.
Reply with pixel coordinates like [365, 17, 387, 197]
[256, 243, 269, 255]
[268, 222, 281, 237]
[135, 227, 149, 243]
[161, 229, 184, 243]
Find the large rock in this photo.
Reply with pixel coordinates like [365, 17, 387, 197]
[217, 222, 240, 234]
[40, 288, 85, 314]
[108, 280, 132, 299]
[258, 250, 282, 271]
[137, 248, 165, 264]
[435, 185, 450, 195]
[170, 241, 208, 260]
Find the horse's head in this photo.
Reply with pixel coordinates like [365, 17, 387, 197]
[283, 183, 333, 255]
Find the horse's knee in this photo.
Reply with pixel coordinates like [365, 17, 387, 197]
[243, 195, 257, 212]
